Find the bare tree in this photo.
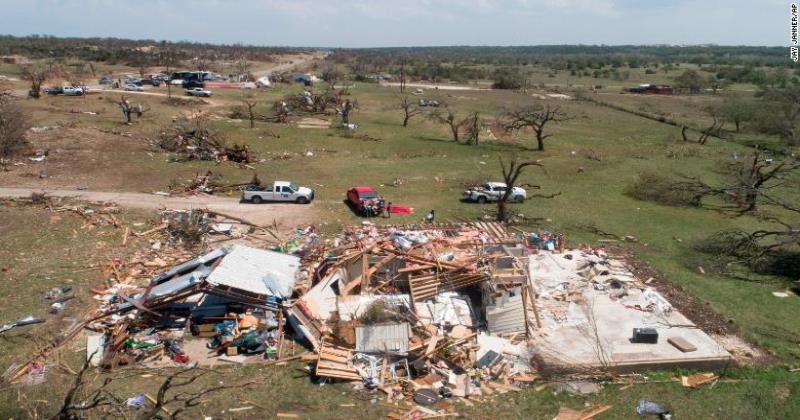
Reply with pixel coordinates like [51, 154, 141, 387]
[0, 92, 30, 170]
[339, 99, 357, 125]
[54, 358, 259, 419]
[114, 95, 149, 124]
[644, 149, 800, 214]
[462, 112, 483, 145]
[55, 352, 127, 419]
[502, 103, 573, 151]
[194, 57, 213, 72]
[497, 156, 548, 221]
[429, 109, 465, 142]
[698, 215, 800, 279]
[321, 65, 343, 90]
[138, 364, 260, 419]
[397, 95, 422, 127]
[160, 48, 179, 99]
[234, 56, 251, 81]
[398, 55, 407, 93]
[21, 65, 46, 99]
[729, 149, 800, 212]
[241, 95, 258, 129]
[682, 107, 725, 145]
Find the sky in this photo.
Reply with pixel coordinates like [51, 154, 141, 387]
[0, 0, 789, 47]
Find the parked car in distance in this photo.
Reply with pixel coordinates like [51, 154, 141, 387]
[62, 86, 85, 96]
[140, 78, 161, 87]
[98, 76, 114, 85]
[346, 186, 384, 216]
[46, 86, 64, 95]
[462, 182, 526, 203]
[182, 79, 206, 89]
[124, 84, 144, 91]
[242, 181, 314, 204]
[185, 87, 212, 97]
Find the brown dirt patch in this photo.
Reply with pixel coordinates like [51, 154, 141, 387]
[296, 117, 331, 129]
[0, 126, 150, 190]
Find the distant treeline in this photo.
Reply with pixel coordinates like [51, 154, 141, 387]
[0, 35, 305, 66]
[329, 45, 798, 84]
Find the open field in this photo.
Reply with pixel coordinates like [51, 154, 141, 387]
[1, 49, 799, 418]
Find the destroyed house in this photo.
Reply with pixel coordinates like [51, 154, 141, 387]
[111, 245, 299, 323]
[52, 219, 733, 392]
[287, 222, 532, 354]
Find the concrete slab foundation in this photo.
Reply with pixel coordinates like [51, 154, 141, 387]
[528, 250, 732, 373]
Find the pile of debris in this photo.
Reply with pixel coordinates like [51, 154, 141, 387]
[155, 118, 254, 163]
[2, 214, 735, 416]
[285, 89, 341, 114]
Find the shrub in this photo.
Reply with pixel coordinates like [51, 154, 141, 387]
[694, 230, 800, 278]
[0, 94, 30, 168]
[624, 173, 705, 207]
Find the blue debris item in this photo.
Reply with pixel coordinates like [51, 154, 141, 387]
[636, 400, 665, 417]
[125, 393, 145, 408]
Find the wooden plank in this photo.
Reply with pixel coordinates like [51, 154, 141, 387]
[397, 265, 434, 273]
[341, 254, 397, 295]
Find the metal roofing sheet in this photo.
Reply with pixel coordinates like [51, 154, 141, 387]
[205, 245, 300, 298]
[355, 322, 411, 354]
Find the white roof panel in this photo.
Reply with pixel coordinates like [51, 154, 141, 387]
[205, 245, 300, 298]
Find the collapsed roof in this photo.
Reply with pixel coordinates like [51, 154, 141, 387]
[111, 244, 300, 316]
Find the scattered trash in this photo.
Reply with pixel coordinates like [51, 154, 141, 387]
[0, 316, 45, 334]
[555, 381, 603, 395]
[44, 285, 72, 300]
[125, 393, 146, 408]
[636, 400, 670, 419]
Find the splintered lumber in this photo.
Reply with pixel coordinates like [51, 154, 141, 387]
[470, 221, 512, 241]
[397, 264, 435, 273]
[315, 343, 361, 381]
[134, 223, 168, 237]
[287, 303, 323, 351]
[409, 272, 490, 303]
[341, 253, 396, 295]
[423, 333, 439, 358]
[380, 247, 464, 270]
[556, 404, 611, 420]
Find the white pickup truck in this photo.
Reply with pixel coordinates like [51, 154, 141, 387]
[242, 181, 314, 204]
[462, 182, 527, 203]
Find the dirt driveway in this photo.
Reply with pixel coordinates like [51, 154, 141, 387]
[0, 187, 316, 229]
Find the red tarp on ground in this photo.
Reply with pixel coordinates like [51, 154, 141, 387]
[390, 206, 413, 214]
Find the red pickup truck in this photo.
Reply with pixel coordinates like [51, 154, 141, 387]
[346, 186, 384, 217]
